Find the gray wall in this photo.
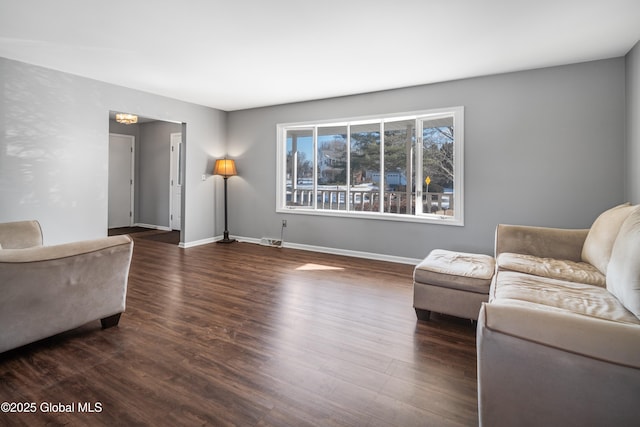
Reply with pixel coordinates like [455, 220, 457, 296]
[137, 121, 182, 227]
[627, 41, 640, 204]
[227, 58, 627, 258]
[0, 55, 631, 258]
[0, 57, 227, 245]
[109, 119, 140, 142]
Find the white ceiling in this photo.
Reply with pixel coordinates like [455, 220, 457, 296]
[1, 0, 638, 111]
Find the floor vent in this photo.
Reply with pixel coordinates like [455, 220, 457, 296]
[260, 237, 282, 247]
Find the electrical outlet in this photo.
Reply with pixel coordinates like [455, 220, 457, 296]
[282, 219, 287, 227]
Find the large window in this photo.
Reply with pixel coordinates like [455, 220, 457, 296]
[277, 107, 464, 225]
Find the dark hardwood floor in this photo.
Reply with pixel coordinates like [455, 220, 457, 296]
[0, 235, 478, 426]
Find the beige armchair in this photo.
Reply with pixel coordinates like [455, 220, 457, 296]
[0, 220, 133, 353]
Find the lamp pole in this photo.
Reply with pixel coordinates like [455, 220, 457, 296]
[213, 158, 237, 244]
[220, 174, 235, 243]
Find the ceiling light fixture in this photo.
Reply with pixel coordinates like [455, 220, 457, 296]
[115, 113, 138, 124]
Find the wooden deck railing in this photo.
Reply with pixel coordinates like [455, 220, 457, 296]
[287, 189, 452, 215]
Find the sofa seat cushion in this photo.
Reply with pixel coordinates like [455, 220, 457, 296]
[413, 249, 494, 294]
[493, 271, 640, 325]
[497, 252, 606, 287]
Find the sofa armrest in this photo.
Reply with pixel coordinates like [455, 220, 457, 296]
[0, 220, 43, 249]
[477, 303, 640, 426]
[480, 302, 640, 367]
[495, 224, 589, 261]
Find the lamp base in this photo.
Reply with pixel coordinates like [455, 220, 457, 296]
[217, 238, 236, 244]
[217, 231, 236, 244]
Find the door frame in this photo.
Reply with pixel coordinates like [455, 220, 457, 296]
[169, 132, 183, 231]
[108, 133, 135, 228]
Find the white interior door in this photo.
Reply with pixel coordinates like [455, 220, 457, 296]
[108, 134, 134, 228]
[170, 132, 182, 230]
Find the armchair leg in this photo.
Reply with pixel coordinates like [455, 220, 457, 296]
[415, 308, 431, 321]
[100, 313, 122, 329]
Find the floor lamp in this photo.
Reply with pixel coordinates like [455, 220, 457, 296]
[213, 158, 237, 243]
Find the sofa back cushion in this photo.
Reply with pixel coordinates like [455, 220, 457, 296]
[606, 206, 640, 319]
[581, 203, 635, 274]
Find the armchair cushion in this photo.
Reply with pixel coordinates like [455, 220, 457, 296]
[0, 220, 43, 249]
[606, 206, 640, 318]
[581, 203, 635, 274]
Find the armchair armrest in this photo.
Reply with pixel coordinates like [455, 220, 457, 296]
[0, 220, 43, 249]
[0, 235, 131, 262]
[495, 224, 589, 261]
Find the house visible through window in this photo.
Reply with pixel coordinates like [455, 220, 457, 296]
[276, 107, 464, 225]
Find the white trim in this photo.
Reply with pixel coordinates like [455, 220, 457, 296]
[169, 132, 183, 231]
[283, 241, 421, 265]
[277, 106, 464, 226]
[180, 237, 217, 248]
[279, 107, 458, 128]
[274, 207, 462, 225]
[134, 223, 171, 231]
[233, 236, 421, 265]
[179, 234, 421, 265]
[180, 234, 240, 248]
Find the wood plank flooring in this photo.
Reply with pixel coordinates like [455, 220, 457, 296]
[0, 234, 478, 426]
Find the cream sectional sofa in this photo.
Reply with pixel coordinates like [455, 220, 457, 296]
[0, 220, 134, 354]
[477, 203, 640, 427]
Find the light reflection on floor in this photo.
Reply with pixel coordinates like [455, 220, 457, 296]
[294, 263, 345, 271]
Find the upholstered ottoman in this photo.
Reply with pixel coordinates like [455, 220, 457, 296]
[413, 249, 495, 321]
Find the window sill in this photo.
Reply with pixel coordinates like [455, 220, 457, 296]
[276, 207, 464, 226]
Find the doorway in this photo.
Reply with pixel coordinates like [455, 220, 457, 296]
[108, 112, 185, 244]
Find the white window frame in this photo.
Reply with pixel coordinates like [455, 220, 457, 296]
[276, 107, 464, 226]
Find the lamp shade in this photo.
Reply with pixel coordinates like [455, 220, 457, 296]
[213, 159, 237, 177]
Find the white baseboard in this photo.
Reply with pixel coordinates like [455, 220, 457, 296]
[283, 241, 421, 265]
[233, 236, 420, 265]
[180, 234, 420, 265]
[235, 236, 261, 245]
[180, 237, 217, 248]
[134, 223, 172, 232]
